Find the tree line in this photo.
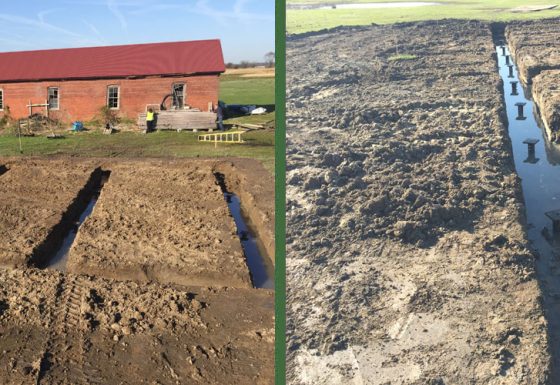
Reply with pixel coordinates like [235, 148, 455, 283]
[226, 52, 275, 69]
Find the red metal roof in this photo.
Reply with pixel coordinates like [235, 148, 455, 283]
[0, 39, 225, 82]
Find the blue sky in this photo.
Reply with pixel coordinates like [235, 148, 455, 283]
[0, 0, 274, 62]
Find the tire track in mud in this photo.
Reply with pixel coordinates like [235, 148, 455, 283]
[36, 275, 101, 385]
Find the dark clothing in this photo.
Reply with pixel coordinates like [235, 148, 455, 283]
[217, 105, 224, 131]
[147, 120, 155, 132]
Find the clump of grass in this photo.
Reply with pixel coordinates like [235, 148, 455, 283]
[0, 106, 14, 129]
[388, 54, 418, 61]
[96, 105, 120, 125]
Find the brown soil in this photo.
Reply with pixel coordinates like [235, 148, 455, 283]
[0, 156, 274, 384]
[0, 267, 273, 385]
[507, 19, 560, 142]
[214, 158, 276, 267]
[0, 159, 98, 268]
[68, 160, 252, 288]
[533, 70, 560, 141]
[506, 19, 560, 84]
[286, 21, 548, 384]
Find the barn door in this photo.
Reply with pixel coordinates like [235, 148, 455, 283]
[172, 83, 185, 109]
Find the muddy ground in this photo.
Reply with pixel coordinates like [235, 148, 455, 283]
[286, 21, 549, 384]
[533, 70, 560, 141]
[214, 159, 276, 267]
[0, 156, 274, 384]
[506, 20, 560, 142]
[68, 160, 252, 288]
[506, 19, 560, 85]
[0, 159, 98, 268]
[0, 267, 273, 385]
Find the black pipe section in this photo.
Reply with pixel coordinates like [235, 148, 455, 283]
[546, 210, 560, 235]
[523, 138, 539, 164]
[29, 168, 111, 268]
[516, 102, 527, 120]
[511, 81, 519, 96]
[0, 165, 7, 176]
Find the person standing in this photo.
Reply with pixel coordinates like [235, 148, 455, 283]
[216, 103, 225, 131]
[146, 108, 155, 133]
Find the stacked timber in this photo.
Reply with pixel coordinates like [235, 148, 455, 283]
[137, 110, 217, 131]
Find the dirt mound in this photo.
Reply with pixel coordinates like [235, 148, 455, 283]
[506, 18, 560, 84]
[507, 19, 560, 143]
[533, 70, 560, 141]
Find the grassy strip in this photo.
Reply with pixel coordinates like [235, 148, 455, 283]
[224, 112, 275, 126]
[287, 0, 560, 33]
[0, 130, 275, 174]
[388, 54, 417, 61]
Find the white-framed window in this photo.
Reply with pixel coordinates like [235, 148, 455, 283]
[0, 89, 3, 111]
[172, 83, 185, 108]
[107, 85, 119, 109]
[48, 87, 59, 110]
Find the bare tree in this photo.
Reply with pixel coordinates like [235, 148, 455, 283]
[264, 51, 275, 67]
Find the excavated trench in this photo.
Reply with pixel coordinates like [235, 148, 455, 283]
[30, 168, 111, 271]
[495, 34, 560, 381]
[214, 172, 274, 289]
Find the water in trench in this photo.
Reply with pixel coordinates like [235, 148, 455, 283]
[496, 43, 560, 378]
[44, 172, 110, 271]
[214, 173, 274, 289]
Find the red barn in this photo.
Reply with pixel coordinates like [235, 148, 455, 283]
[0, 39, 225, 125]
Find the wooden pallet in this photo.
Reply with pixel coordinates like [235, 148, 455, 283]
[137, 110, 217, 131]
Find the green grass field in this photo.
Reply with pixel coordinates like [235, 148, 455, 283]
[0, 129, 275, 174]
[287, 0, 560, 33]
[224, 112, 275, 126]
[0, 75, 275, 174]
[219, 75, 275, 105]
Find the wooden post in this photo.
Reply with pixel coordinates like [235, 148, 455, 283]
[17, 121, 22, 154]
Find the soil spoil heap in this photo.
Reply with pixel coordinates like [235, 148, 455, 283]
[506, 19, 560, 142]
[505, 19, 560, 85]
